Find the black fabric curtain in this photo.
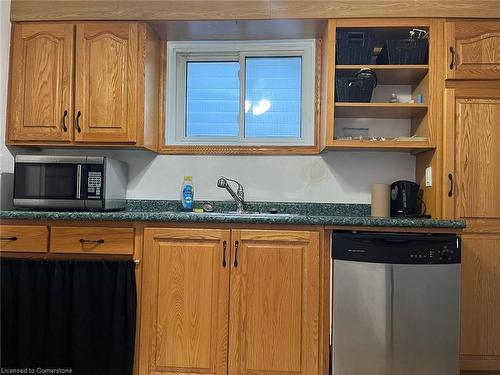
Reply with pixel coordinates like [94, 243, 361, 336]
[1, 258, 136, 375]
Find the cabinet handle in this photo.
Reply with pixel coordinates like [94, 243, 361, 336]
[222, 240, 227, 267]
[449, 46, 455, 70]
[448, 173, 454, 197]
[79, 239, 104, 244]
[62, 110, 68, 132]
[75, 111, 82, 133]
[233, 240, 239, 267]
[0, 236, 18, 241]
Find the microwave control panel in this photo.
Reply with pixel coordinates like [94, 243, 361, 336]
[86, 164, 103, 199]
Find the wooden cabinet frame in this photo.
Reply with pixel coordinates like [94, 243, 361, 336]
[6, 22, 160, 150]
[322, 18, 443, 151]
[10, 1, 500, 21]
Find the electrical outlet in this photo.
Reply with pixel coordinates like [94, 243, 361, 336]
[425, 167, 432, 187]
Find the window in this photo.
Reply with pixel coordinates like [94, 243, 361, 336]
[166, 40, 315, 146]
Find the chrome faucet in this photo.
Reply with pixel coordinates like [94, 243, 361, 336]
[217, 176, 245, 213]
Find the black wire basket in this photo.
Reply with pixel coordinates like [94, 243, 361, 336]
[335, 69, 378, 103]
[377, 38, 429, 64]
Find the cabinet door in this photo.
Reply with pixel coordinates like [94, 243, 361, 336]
[74, 23, 138, 143]
[443, 87, 500, 220]
[140, 228, 230, 375]
[229, 229, 320, 375]
[8, 23, 74, 143]
[445, 21, 500, 79]
[460, 234, 500, 370]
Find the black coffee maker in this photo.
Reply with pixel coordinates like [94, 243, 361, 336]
[390, 180, 421, 217]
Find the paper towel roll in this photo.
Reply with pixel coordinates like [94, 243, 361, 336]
[371, 184, 390, 218]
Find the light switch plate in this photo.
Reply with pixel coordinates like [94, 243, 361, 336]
[425, 167, 432, 187]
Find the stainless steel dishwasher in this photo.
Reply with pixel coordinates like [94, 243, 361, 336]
[331, 232, 461, 375]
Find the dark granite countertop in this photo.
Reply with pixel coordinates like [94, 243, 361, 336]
[0, 200, 466, 229]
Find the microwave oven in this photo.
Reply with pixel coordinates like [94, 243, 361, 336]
[13, 155, 127, 211]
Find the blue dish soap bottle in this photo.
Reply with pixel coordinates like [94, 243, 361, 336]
[181, 176, 194, 212]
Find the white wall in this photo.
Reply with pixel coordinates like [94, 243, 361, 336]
[0, 0, 415, 205]
[0, 0, 12, 171]
[0, 0, 13, 209]
[28, 148, 415, 203]
[123, 152, 415, 203]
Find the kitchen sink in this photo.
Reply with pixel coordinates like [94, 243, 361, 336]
[198, 211, 301, 217]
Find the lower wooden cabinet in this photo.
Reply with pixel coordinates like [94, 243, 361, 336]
[139, 227, 321, 375]
[50, 226, 135, 255]
[0, 223, 135, 255]
[0, 225, 49, 252]
[460, 233, 500, 371]
[228, 229, 320, 375]
[140, 228, 231, 375]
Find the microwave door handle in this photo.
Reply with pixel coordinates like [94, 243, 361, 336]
[76, 165, 82, 199]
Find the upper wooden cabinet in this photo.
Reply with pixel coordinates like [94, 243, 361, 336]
[445, 21, 500, 80]
[75, 23, 138, 143]
[7, 22, 160, 150]
[8, 23, 74, 142]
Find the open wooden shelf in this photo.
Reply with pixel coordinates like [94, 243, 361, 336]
[334, 102, 428, 119]
[335, 65, 429, 85]
[327, 139, 435, 153]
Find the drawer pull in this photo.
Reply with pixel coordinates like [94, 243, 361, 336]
[222, 240, 227, 267]
[449, 46, 455, 70]
[1, 236, 18, 241]
[75, 111, 82, 133]
[233, 240, 239, 268]
[79, 239, 104, 244]
[62, 110, 68, 132]
[448, 173, 454, 197]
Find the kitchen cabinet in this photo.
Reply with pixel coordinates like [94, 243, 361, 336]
[7, 22, 160, 150]
[0, 225, 49, 252]
[139, 227, 321, 375]
[324, 19, 441, 154]
[443, 86, 500, 220]
[50, 226, 135, 255]
[0, 223, 135, 256]
[445, 21, 500, 80]
[228, 229, 320, 375]
[140, 228, 231, 375]
[8, 23, 74, 142]
[75, 23, 138, 143]
[460, 234, 500, 371]
[443, 84, 500, 371]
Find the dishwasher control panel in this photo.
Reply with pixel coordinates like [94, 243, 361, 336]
[411, 246, 458, 262]
[333, 232, 461, 265]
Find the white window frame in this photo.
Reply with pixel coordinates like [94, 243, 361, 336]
[166, 40, 316, 146]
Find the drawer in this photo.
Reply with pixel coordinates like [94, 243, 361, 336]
[50, 226, 134, 255]
[0, 225, 49, 253]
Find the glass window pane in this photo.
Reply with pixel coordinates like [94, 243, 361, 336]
[186, 61, 240, 137]
[245, 57, 302, 138]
